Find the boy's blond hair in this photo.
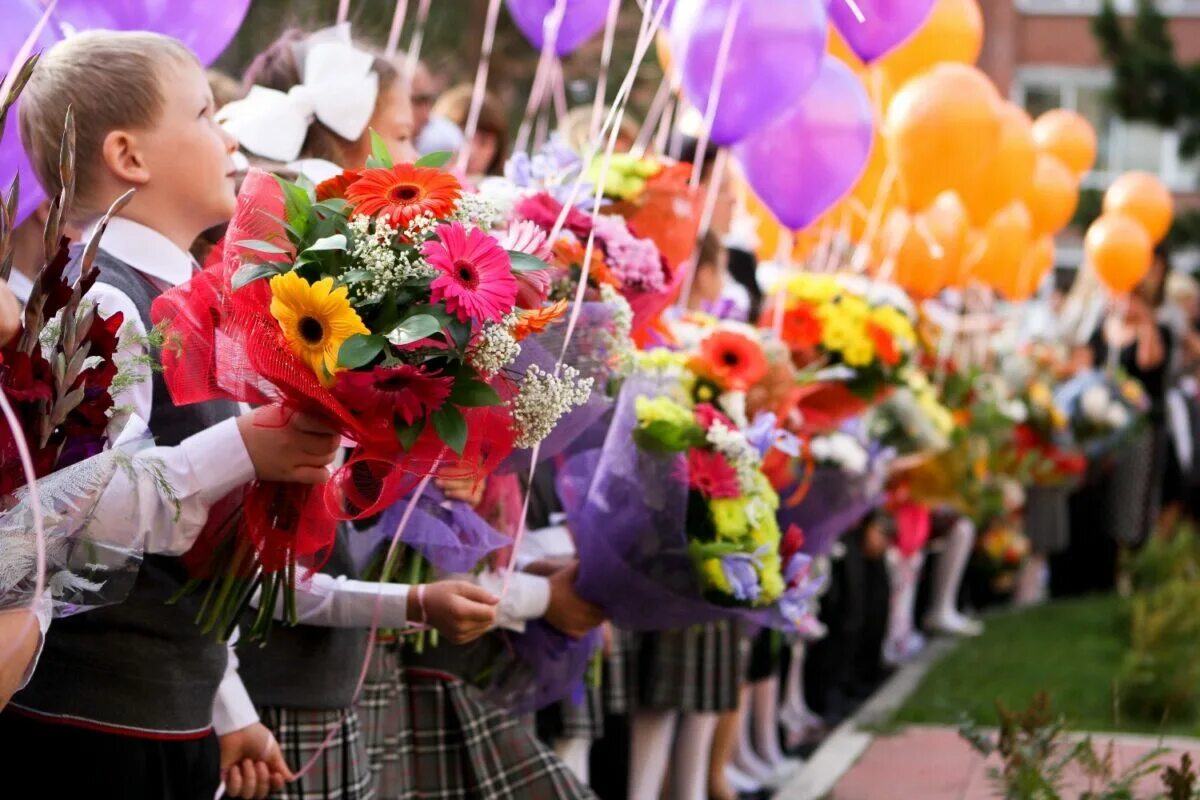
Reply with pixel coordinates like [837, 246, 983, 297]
[19, 30, 197, 219]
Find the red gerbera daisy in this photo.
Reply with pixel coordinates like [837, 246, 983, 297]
[344, 163, 461, 229]
[679, 447, 741, 499]
[695, 330, 768, 392]
[693, 402, 735, 432]
[423, 222, 518, 324]
[781, 302, 822, 350]
[866, 321, 900, 367]
[334, 363, 453, 426]
[315, 169, 362, 201]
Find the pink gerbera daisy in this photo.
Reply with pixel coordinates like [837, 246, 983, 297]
[423, 222, 518, 324]
[334, 363, 453, 426]
[499, 220, 554, 309]
[680, 447, 741, 499]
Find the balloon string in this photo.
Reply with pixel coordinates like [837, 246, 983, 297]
[772, 230, 796, 338]
[853, 163, 897, 273]
[402, 0, 432, 95]
[502, 0, 668, 602]
[0, 391, 47, 680]
[843, 0, 867, 24]
[590, 0, 624, 142]
[336, 0, 351, 25]
[674, 147, 729, 312]
[634, 73, 673, 158]
[689, 0, 744, 191]
[288, 470, 437, 783]
[0, 0, 57, 105]
[455, 0, 504, 173]
[514, 0, 568, 156]
[384, 0, 410, 59]
[552, 60, 569, 131]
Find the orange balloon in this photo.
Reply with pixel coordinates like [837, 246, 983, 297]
[1103, 170, 1174, 244]
[876, 0, 984, 91]
[1032, 109, 1097, 177]
[1026, 154, 1078, 238]
[960, 103, 1037, 227]
[882, 192, 968, 298]
[967, 201, 1033, 291]
[996, 236, 1055, 301]
[885, 63, 1003, 211]
[1085, 212, 1154, 295]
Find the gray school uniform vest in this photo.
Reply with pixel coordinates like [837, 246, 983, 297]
[12, 249, 238, 735]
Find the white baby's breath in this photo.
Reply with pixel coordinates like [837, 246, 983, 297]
[510, 363, 594, 449]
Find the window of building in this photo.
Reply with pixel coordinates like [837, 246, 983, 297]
[1013, 66, 1199, 191]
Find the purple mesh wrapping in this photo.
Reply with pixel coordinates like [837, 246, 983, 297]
[777, 466, 881, 558]
[345, 485, 509, 575]
[556, 373, 746, 630]
[499, 302, 624, 474]
[485, 621, 603, 713]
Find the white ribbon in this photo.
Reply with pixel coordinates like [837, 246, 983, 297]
[218, 25, 379, 164]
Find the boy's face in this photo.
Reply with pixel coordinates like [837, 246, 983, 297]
[136, 58, 238, 233]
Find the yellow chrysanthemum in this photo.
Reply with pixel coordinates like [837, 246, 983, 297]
[635, 395, 693, 428]
[751, 473, 780, 510]
[710, 498, 750, 539]
[870, 305, 916, 345]
[760, 566, 785, 603]
[1028, 382, 1053, 408]
[269, 272, 370, 386]
[838, 295, 871, 322]
[842, 335, 876, 368]
[786, 274, 840, 304]
[700, 558, 732, 594]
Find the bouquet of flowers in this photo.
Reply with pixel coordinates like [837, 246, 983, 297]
[867, 366, 955, 456]
[975, 518, 1030, 595]
[1056, 370, 1149, 459]
[1006, 379, 1086, 487]
[766, 273, 918, 431]
[152, 146, 591, 639]
[1, 62, 157, 614]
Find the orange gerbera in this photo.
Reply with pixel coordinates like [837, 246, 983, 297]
[344, 163, 461, 229]
[512, 299, 568, 341]
[694, 330, 768, 392]
[551, 236, 618, 288]
[781, 302, 822, 350]
[315, 169, 362, 201]
[866, 321, 900, 367]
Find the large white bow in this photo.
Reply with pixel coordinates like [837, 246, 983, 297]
[218, 27, 379, 163]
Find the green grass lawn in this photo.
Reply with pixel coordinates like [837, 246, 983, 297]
[893, 594, 1200, 737]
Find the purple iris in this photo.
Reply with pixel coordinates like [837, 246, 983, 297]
[720, 552, 764, 602]
[504, 135, 593, 208]
[745, 412, 801, 459]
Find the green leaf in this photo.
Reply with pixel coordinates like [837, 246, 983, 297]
[507, 250, 551, 273]
[399, 303, 454, 328]
[414, 151, 452, 169]
[303, 234, 347, 253]
[395, 417, 425, 451]
[450, 379, 501, 408]
[274, 175, 313, 237]
[447, 318, 473, 351]
[367, 129, 394, 169]
[386, 314, 442, 346]
[235, 238, 290, 255]
[432, 404, 467, 455]
[312, 198, 349, 217]
[337, 269, 376, 285]
[231, 262, 285, 290]
[256, 210, 303, 242]
[337, 334, 386, 369]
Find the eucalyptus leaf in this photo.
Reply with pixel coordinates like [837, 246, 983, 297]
[274, 175, 313, 237]
[386, 314, 442, 346]
[414, 151, 452, 169]
[235, 239, 290, 255]
[507, 250, 552, 273]
[232, 263, 285, 290]
[303, 234, 347, 253]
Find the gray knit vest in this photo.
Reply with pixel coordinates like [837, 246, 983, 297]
[12, 249, 239, 736]
[235, 527, 369, 710]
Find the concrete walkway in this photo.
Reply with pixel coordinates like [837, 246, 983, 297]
[831, 725, 1200, 799]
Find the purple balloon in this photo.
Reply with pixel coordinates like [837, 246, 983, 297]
[48, 0, 251, 66]
[506, 0, 612, 57]
[670, 0, 827, 146]
[733, 57, 874, 231]
[829, 0, 936, 64]
[1, 0, 58, 228]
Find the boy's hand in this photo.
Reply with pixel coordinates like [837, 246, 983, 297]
[0, 279, 20, 347]
[219, 722, 292, 799]
[238, 406, 340, 484]
[435, 469, 485, 507]
[545, 563, 606, 639]
[411, 580, 499, 644]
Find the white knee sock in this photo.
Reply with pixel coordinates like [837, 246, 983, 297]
[554, 737, 591, 785]
[752, 676, 787, 770]
[884, 548, 926, 664]
[924, 518, 983, 635]
[733, 685, 775, 782]
[672, 712, 718, 800]
[629, 710, 677, 800]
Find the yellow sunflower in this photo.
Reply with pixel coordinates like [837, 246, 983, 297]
[269, 272, 370, 386]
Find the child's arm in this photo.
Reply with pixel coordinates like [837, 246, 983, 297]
[0, 593, 50, 710]
[212, 644, 292, 799]
[0, 278, 19, 346]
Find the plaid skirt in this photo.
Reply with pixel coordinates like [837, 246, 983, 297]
[601, 627, 634, 716]
[536, 684, 604, 744]
[256, 707, 374, 800]
[358, 640, 405, 795]
[636, 619, 743, 713]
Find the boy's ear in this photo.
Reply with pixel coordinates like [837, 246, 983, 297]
[101, 129, 151, 187]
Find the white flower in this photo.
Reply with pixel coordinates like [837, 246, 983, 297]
[705, 420, 760, 493]
[468, 315, 522, 377]
[1004, 400, 1029, 424]
[475, 177, 523, 221]
[1105, 403, 1130, 430]
[453, 193, 505, 231]
[598, 283, 635, 375]
[1081, 384, 1112, 422]
[718, 391, 748, 429]
[510, 364, 594, 449]
[347, 215, 435, 303]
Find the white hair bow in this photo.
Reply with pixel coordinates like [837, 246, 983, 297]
[218, 25, 379, 163]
